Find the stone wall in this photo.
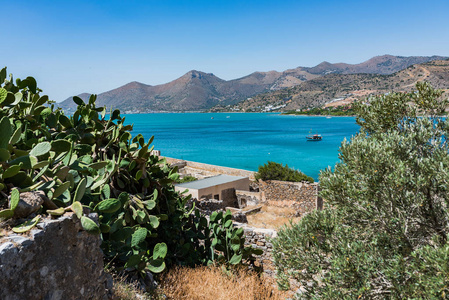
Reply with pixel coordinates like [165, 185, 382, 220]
[238, 224, 277, 277]
[236, 190, 261, 208]
[259, 180, 319, 216]
[0, 213, 112, 300]
[164, 157, 256, 180]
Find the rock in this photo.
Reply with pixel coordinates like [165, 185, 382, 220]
[0, 213, 111, 300]
[140, 271, 158, 292]
[12, 191, 45, 218]
[232, 212, 248, 223]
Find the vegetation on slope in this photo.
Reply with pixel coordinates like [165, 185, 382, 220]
[272, 82, 449, 298]
[229, 59, 449, 112]
[282, 106, 355, 116]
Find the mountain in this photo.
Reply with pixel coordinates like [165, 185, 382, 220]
[59, 70, 283, 113]
[301, 55, 448, 75]
[58, 55, 447, 112]
[228, 59, 449, 112]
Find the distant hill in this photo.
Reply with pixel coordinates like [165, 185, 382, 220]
[58, 55, 447, 112]
[301, 55, 447, 75]
[227, 59, 449, 112]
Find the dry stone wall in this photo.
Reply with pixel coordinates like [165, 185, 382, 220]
[259, 180, 319, 216]
[238, 224, 277, 277]
[0, 213, 112, 300]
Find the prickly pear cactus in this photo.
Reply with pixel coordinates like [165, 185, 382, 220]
[0, 67, 261, 277]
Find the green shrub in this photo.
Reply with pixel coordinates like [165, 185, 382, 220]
[176, 175, 197, 183]
[272, 82, 449, 298]
[255, 161, 313, 183]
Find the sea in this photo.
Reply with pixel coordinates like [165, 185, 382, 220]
[123, 113, 360, 181]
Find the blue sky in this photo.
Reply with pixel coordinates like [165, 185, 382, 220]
[2, 0, 449, 101]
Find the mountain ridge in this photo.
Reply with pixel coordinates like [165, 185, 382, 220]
[227, 59, 449, 112]
[58, 55, 447, 112]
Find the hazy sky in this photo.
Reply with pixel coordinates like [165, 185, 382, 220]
[2, 0, 449, 101]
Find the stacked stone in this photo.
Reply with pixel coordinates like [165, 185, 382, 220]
[259, 180, 319, 216]
[0, 214, 112, 300]
[240, 225, 277, 277]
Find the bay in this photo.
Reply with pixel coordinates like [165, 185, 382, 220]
[124, 113, 360, 180]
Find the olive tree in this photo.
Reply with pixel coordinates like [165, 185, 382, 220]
[272, 82, 449, 299]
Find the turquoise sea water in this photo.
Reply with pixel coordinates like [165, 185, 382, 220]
[123, 113, 360, 180]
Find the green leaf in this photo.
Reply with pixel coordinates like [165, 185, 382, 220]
[229, 253, 243, 265]
[9, 126, 22, 145]
[147, 258, 165, 273]
[24, 76, 37, 93]
[10, 188, 20, 211]
[131, 228, 147, 248]
[30, 142, 51, 157]
[125, 255, 141, 268]
[58, 115, 72, 128]
[47, 207, 65, 216]
[33, 160, 50, 169]
[224, 219, 233, 228]
[136, 169, 143, 180]
[73, 96, 85, 106]
[88, 161, 108, 170]
[0, 67, 5, 84]
[95, 198, 121, 214]
[9, 155, 38, 170]
[72, 201, 83, 218]
[0, 209, 14, 221]
[0, 117, 12, 149]
[153, 242, 168, 260]
[143, 200, 156, 210]
[74, 178, 87, 203]
[0, 148, 10, 162]
[53, 181, 71, 198]
[102, 184, 111, 199]
[149, 215, 160, 228]
[210, 211, 219, 222]
[3, 165, 21, 178]
[51, 140, 71, 152]
[80, 216, 100, 234]
[12, 216, 40, 233]
[0, 88, 7, 104]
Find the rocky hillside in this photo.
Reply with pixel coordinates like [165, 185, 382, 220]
[227, 59, 449, 112]
[58, 55, 447, 112]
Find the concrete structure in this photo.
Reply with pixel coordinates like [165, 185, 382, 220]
[164, 157, 256, 180]
[175, 174, 250, 201]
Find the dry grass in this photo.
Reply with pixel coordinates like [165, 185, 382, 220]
[246, 205, 301, 229]
[159, 265, 285, 300]
[109, 270, 156, 300]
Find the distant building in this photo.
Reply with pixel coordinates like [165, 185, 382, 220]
[174, 174, 249, 201]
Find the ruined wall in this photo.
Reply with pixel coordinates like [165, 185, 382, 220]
[240, 225, 277, 277]
[0, 213, 112, 300]
[259, 180, 319, 216]
[236, 190, 261, 208]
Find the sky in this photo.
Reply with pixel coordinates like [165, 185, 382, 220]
[2, 0, 449, 102]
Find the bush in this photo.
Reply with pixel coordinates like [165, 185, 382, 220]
[255, 161, 313, 183]
[176, 175, 197, 183]
[272, 82, 449, 298]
